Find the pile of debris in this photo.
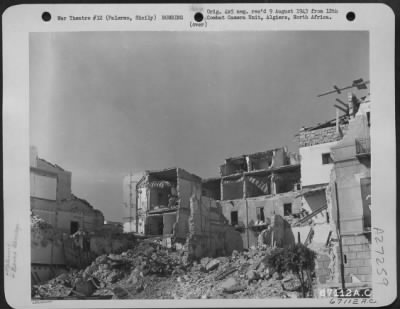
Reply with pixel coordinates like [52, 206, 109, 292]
[32, 242, 304, 299]
[32, 240, 189, 298]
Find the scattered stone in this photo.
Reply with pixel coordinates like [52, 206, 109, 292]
[246, 270, 260, 283]
[200, 257, 210, 267]
[74, 278, 96, 297]
[231, 250, 239, 258]
[220, 277, 241, 292]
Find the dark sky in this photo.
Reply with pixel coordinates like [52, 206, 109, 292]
[30, 31, 369, 221]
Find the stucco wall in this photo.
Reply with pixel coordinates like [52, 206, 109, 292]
[30, 172, 57, 200]
[220, 192, 301, 248]
[300, 141, 338, 187]
[330, 162, 370, 234]
[330, 111, 371, 235]
[187, 195, 243, 258]
[122, 173, 145, 223]
[174, 176, 201, 242]
[31, 198, 104, 234]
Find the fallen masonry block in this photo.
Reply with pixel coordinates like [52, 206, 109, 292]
[220, 277, 246, 293]
[74, 278, 96, 297]
[112, 286, 134, 299]
[206, 259, 220, 271]
[246, 269, 260, 283]
[220, 277, 238, 290]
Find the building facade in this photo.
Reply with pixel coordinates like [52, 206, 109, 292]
[30, 146, 104, 283]
[211, 147, 302, 249]
[329, 95, 371, 285]
[296, 93, 372, 289]
[123, 167, 243, 258]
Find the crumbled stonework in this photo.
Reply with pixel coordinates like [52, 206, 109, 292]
[32, 242, 302, 299]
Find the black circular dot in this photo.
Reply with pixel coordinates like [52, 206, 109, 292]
[346, 11, 355, 22]
[42, 12, 51, 22]
[194, 12, 203, 22]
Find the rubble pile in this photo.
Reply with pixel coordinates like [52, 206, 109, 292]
[32, 240, 188, 298]
[32, 242, 303, 299]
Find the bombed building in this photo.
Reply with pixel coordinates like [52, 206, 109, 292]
[120, 82, 372, 288]
[124, 147, 303, 252]
[295, 90, 371, 289]
[30, 146, 105, 283]
[214, 147, 302, 249]
[30, 146, 104, 234]
[123, 167, 243, 258]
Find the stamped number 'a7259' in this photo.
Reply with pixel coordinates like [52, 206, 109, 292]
[374, 227, 388, 286]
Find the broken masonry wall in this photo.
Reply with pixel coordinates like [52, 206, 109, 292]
[173, 169, 202, 242]
[187, 195, 243, 259]
[35, 159, 72, 201]
[298, 123, 349, 148]
[220, 193, 301, 248]
[31, 198, 104, 234]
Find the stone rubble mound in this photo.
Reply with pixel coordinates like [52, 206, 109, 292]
[32, 242, 302, 299]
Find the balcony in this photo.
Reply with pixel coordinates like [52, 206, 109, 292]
[355, 138, 371, 158]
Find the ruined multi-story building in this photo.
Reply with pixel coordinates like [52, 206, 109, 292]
[296, 92, 371, 289]
[124, 148, 303, 252]
[122, 90, 372, 275]
[203, 147, 302, 249]
[123, 167, 243, 258]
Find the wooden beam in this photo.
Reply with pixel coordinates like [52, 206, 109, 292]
[334, 104, 348, 113]
[335, 98, 348, 109]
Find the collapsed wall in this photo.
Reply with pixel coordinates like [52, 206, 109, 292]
[186, 195, 243, 259]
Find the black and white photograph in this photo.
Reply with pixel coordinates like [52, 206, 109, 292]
[2, 3, 396, 308]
